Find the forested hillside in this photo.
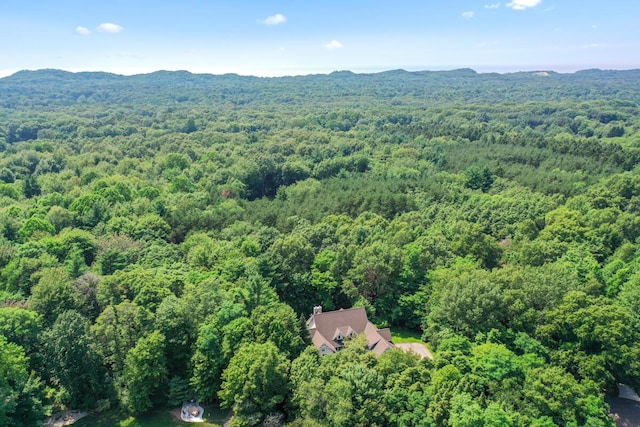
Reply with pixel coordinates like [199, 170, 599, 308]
[1, 68, 640, 426]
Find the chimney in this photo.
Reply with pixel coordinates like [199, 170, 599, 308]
[313, 305, 322, 315]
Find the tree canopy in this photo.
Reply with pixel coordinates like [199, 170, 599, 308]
[0, 68, 639, 425]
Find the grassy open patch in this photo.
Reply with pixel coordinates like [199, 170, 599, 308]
[73, 406, 227, 427]
[391, 327, 425, 344]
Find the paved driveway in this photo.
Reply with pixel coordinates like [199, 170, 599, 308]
[395, 342, 433, 359]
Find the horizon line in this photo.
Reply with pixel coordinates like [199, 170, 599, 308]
[1, 65, 639, 80]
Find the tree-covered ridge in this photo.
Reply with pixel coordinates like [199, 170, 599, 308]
[0, 69, 639, 426]
[2, 68, 640, 109]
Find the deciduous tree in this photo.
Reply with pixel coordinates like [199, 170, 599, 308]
[219, 341, 290, 425]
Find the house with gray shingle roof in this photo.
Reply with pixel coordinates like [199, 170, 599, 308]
[306, 306, 394, 356]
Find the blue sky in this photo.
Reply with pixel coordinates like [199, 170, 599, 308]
[1, 0, 638, 77]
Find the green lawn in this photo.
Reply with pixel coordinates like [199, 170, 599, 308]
[391, 327, 427, 344]
[391, 327, 435, 358]
[73, 406, 228, 427]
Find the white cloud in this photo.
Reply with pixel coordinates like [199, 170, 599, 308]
[582, 43, 606, 49]
[261, 13, 287, 26]
[75, 26, 90, 35]
[324, 40, 343, 50]
[506, 0, 542, 10]
[462, 11, 475, 18]
[485, 3, 501, 9]
[97, 23, 124, 33]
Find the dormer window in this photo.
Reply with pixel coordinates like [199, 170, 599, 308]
[311, 307, 394, 356]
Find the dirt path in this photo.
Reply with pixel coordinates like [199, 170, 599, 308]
[609, 384, 640, 427]
[396, 342, 433, 359]
[609, 397, 640, 427]
[46, 410, 87, 427]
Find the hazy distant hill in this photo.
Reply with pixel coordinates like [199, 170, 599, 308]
[1, 68, 639, 110]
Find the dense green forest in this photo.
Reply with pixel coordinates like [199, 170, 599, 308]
[1, 68, 640, 426]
